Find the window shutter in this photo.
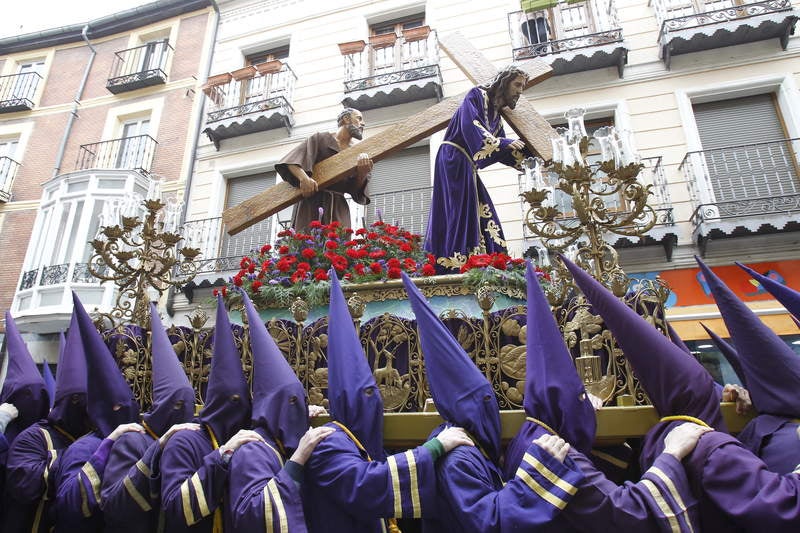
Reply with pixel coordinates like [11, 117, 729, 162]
[221, 172, 277, 257]
[693, 94, 799, 202]
[365, 145, 432, 235]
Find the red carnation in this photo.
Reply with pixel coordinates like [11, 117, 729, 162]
[278, 245, 289, 254]
[297, 262, 311, 271]
[492, 257, 507, 270]
[314, 269, 329, 281]
[368, 250, 386, 259]
[247, 264, 256, 274]
[301, 248, 316, 259]
[260, 244, 272, 254]
[355, 228, 367, 235]
[212, 288, 219, 296]
[325, 240, 338, 250]
[276, 260, 292, 272]
[399, 243, 412, 252]
[354, 263, 366, 275]
[367, 232, 378, 240]
[387, 257, 401, 268]
[232, 275, 243, 286]
[422, 263, 436, 276]
[251, 280, 263, 291]
[309, 220, 322, 228]
[387, 267, 402, 279]
[370, 262, 382, 274]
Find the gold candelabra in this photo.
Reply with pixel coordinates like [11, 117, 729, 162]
[88, 198, 201, 327]
[521, 109, 667, 404]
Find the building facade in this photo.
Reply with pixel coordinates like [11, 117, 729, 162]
[0, 0, 216, 351]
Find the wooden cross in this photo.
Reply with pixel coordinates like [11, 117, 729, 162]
[222, 32, 557, 235]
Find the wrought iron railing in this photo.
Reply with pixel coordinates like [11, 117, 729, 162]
[19, 268, 39, 290]
[508, 0, 622, 60]
[18, 262, 105, 291]
[205, 64, 296, 124]
[681, 137, 800, 224]
[340, 29, 441, 92]
[364, 186, 433, 236]
[0, 155, 20, 202]
[653, 0, 792, 34]
[107, 39, 173, 91]
[181, 216, 276, 274]
[0, 71, 42, 110]
[76, 135, 157, 173]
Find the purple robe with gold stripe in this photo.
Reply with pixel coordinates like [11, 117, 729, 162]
[100, 432, 162, 532]
[302, 423, 436, 532]
[737, 415, 800, 474]
[227, 433, 306, 532]
[424, 87, 530, 270]
[422, 436, 584, 532]
[504, 421, 698, 532]
[160, 427, 230, 533]
[3, 422, 74, 533]
[51, 433, 112, 533]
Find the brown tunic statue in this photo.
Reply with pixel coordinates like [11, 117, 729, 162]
[275, 110, 372, 230]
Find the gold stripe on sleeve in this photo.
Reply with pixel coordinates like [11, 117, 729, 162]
[515, 468, 568, 510]
[180, 479, 196, 525]
[79, 477, 91, 518]
[81, 462, 103, 504]
[262, 483, 274, 531]
[650, 467, 694, 533]
[386, 454, 403, 517]
[135, 459, 152, 477]
[404, 450, 421, 518]
[641, 479, 680, 533]
[522, 453, 578, 496]
[123, 476, 153, 512]
[266, 479, 289, 533]
[190, 473, 211, 518]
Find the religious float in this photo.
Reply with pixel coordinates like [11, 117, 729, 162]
[86, 106, 752, 450]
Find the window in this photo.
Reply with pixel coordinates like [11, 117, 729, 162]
[516, 1, 599, 45]
[369, 15, 425, 74]
[0, 136, 20, 200]
[12, 59, 44, 102]
[242, 45, 291, 105]
[364, 145, 432, 235]
[222, 172, 289, 258]
[692, 93, 799, 203]
[116, 117, 151, 170]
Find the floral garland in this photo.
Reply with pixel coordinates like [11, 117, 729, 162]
[216, 220, 549, 308]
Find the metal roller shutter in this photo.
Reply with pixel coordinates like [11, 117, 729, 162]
[222, 172, 277, 257]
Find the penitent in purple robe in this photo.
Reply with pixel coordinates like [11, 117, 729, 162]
[303, 424, 436, 533]
[424, 87, 530, 270]
[228, 431, 306, 532]
[422, 425, 584, 533]
[4, 421, 77, 533]
[100, 432, 161, 532]
[51, 433, 114, 533]
[160, 428, 231, 533]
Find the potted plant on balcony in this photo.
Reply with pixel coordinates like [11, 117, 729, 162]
[369, 32, 398, 48]
[231, 65, 257, 81]
[338, 40, 367, 55]
[402, 25, 431, 42]
[255, 59, 283, 75]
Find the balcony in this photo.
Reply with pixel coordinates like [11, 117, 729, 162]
[106, 40, 173, 94]
[202, 61, 296, 148]
[76, 135, 157, 174]
[339, 27, 442, 111]
[653, 0, 799, 68]
[0, 156, 21, 202]
[682, 138, 800, 254]
[0, 72, 42, 113]
[509, 0, 626, 77]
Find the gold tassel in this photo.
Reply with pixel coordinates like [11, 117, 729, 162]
[212, 508, 223, 533]
[387, 518, 402, 533]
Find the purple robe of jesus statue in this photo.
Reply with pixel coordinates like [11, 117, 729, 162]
[302, 424, 437, 533]
[424, 86, 530, 271]
[421, 425, 585, 533]
[100, 432, 161, 532]
[160, 427, 232, 533]
[51, 433, 113, 533]
[227, 431, 306, 532]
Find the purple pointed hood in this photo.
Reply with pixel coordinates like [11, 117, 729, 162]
[699, 323, 746, 388]
[144, 303, 195, 437]
[242, 291, 307, 450]
[47, 312, 88, 438]
[696, 257, 800, 417]
[72, 293, 139, 436]
[562, 257, 726, 431]
[326, 270, 384, 460]
[199, 295, 251, 443]
[401, 272, 502, 463]
[737, 262, 800, 320]
[1, 312, 49, 441]
[524, 261, 596, 456]
[42, 357, 55, 410]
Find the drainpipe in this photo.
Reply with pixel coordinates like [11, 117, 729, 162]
[166, 0, 220, 317]
[52, 24, 96, 177]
